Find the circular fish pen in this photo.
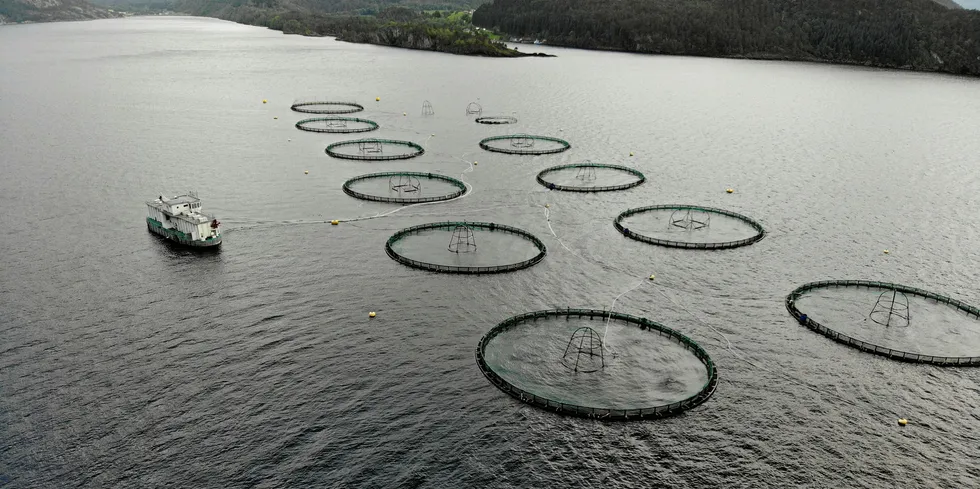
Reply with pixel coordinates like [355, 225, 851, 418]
[614, 205, 765, 250]
[476, 309, 718, 420]
[475, 115, 518, 125]
[342, 172, 467, 204]
[479, 134, 571, 155]
[325, 138, 425, 161]
[295, 117, 379, 134]
[385, 221, 546, 274]
[290, 99, 365, 114]
[786, 280, 980, 365]
[537, 162, 646, 192]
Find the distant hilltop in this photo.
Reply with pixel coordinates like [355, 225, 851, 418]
[473, 0, 980, 76]
[169, 0, 549, 57]
[0, 0, 122, 23]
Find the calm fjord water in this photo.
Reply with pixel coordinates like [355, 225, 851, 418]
[2, 16, 980, 488]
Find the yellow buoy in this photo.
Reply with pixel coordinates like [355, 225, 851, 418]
[369, 312, 376, 318]
[726, 188, 734, 193]
[473, 161, 478, 165]
[262, 99, 267, 104]
[883, 249, 890, 254]
[375, 97, 380, 101]
[273, 116, 278, 119]
[898, 418, 908, 426]
[545, 204, 550, 208]
[304, 170, 309, 174]
[403, 112, 407, 116]
[649, 274, 655, 280]
[431, 134, 435, 137]
[629, 152, 634, 156]
[331, 220, 339, 225]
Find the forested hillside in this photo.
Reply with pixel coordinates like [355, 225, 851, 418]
[174, 0, 483, 16]
[169, 0, 529, 57]
[473, 0, 980, 76]
[0, 0, 120, 23]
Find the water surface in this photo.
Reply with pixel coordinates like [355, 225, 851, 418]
[2, 16, 980, 488]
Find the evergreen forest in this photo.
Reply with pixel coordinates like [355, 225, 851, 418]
[473, 0, 980, 75]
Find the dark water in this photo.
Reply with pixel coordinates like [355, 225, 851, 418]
[620, 209, 761, 244]
[796, 288, 980, 357]
[390, 229, 541, 267]
[539, 166, 642, 188]
[484, 316, 708, 409]
[2, 16, 980, 488]
[346, 175, 463, 202]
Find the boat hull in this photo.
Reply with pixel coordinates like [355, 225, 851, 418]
[146, 218, 221, 248]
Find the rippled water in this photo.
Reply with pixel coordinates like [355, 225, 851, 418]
[390, 228, 540, 267]
[2, 16, 980, 488]
[484, 317, 708, 409]
[619, 208, 761, 244]
[539, 166, 643, 188]
[796, 288, 980, 357]
[346, 175, 463, 201]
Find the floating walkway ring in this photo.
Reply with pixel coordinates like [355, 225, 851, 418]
[342, 172, 467, 204]
[385, 221, 546, 274]
[295, 116, 379, 133]
[537, 163, 646, 192]
[614, 204, 765, 250]
[476, 308, 719, 420]
[475, 115, 518, 125]
[290, 100, 365, 114]
[786, 280, 980, 366]
[325, 138, 425, 161]
[479, 134, 571, 155]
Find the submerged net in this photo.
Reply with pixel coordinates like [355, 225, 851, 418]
[290, 99, 365, 114]
[786, 280, 980, 365]
[295, 116, 379, 133]
[537, 163, 646, 192]
[614, 204, 765, 249]
[476, 309, 718, 420]
[385, 221, 546, 274]
[325, 138, 425, 161]
[479, 134, 571, 155]
[342, 172, 466, 204]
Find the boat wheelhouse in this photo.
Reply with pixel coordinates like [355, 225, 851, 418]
[146, 192, 221, 248]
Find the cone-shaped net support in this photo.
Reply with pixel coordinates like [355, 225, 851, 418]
[511, 134, 535, 148]
[389, 174, 422, 193]
[359, 140, 383, 154]
[561, 326, 605, 373]
[669, 208, 711, 230]
[422, 100, 434, 116]
[465, 102, 483, 116]
[325, 119, 349, 128]
[868, 289, 911, 327]
[575, 165, 597, 181]
[448, 225, 477, 253]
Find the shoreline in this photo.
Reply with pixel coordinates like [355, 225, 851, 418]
[7, 14, 975, 77]
[508, 39, 980, 80]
